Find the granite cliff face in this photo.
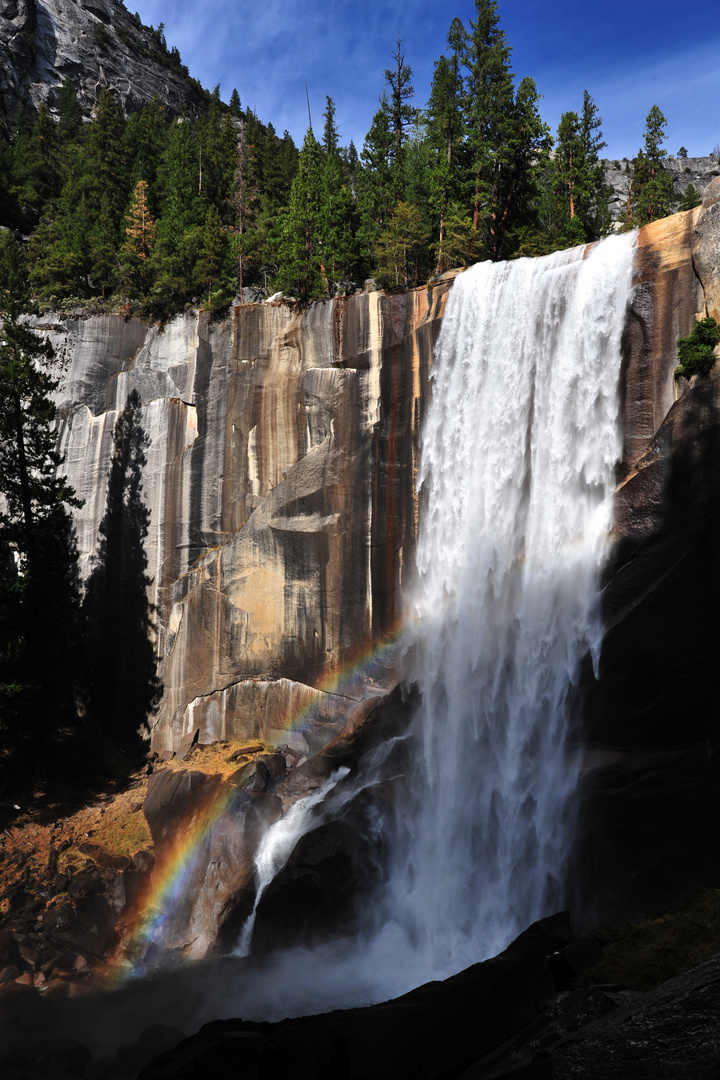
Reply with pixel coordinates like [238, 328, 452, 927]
[603, 155, 720, 221]
[46, 282, 452, 753]
[38, 192, 720, 934]
[575, 182, 720, 921]
[0, 0, 202, 122]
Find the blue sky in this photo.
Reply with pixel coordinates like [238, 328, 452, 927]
[131, 0, 720, 159]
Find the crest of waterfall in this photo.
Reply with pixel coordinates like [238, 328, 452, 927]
[388, 234, 636, 975]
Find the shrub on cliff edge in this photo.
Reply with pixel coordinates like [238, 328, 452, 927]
[674, 316, 720, 379]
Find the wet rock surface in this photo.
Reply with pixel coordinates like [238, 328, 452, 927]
[571, 205, 720, 924]
[135, 913, 576, 1080]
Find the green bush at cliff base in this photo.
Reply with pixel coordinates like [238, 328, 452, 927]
[674, 316, 720, 379]
[581, 887, 720, 991]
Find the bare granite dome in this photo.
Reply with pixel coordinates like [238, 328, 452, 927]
[0, 0, 203, 122]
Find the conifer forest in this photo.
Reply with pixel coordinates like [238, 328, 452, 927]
[0, 0, 700, 317]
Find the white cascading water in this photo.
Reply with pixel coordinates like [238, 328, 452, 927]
[221, 234, 636, 1019]
[235, 768, 350, 957]
[384, 232, 636, 975]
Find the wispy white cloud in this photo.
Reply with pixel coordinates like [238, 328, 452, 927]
[131, 0, 720, 158]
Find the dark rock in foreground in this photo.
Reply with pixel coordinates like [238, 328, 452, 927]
[135, 921, 720, 1080]
[137, 913, 575, 1080]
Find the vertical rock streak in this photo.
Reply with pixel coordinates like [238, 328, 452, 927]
[397, 235, 636, 973]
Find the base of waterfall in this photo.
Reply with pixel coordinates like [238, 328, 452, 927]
[131, 938, 720, 1080]
[3, 908, 720, 1080]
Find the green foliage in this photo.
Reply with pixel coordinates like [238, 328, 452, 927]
[3, 16, 696, 314]
[539, 91, 611, 249]
[374, 200, 428, 287]
[275, 127, 325, 299]
[0, 233, 83, 772]
[120, 179, 156, 295]
[674, 316, 720, 379]
[581, 889, 720, 992]
[621, 105, 676, 228]
[384, 37, 416, 189]
[678, 183, 702, 212]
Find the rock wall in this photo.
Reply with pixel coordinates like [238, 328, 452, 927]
[0, 0, 202, 123]
[603, 155, 720, 221]
[45, 192, 720, 911]
[575, 183, 720, 921]
[47, 281, 454, 752]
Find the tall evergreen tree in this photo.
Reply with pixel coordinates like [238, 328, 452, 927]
[464, 0, 515, 239]
[623, 105, 675, 227]
[493, 77, 551, 259]
[10, 101, 61, 224]
[319, 99, 357, 285]
[322, 95, 339, 155]
[123, 98, 167, 202]
[229, 88, 242, 118]
[357, 105, 395, 271]
[577, 91, 612, 238]
[0, 233, 82, 773]
[384, 37, 416, 183]
[426, 21, 469, 271]
[57, 76, 83, 141]
[276, 127, 324, 299]
[120, 179, 156, 295]
[374, 200, 428, 287]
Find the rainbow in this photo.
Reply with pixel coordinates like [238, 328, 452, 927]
[109, 627, 404, 984]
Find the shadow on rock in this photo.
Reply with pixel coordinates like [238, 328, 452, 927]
[82, 389, 162, 754]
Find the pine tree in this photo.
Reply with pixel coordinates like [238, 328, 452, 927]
[10, 101, 61, 224]
[551, 110, 588, 243]
[357, 105, 395, 270]
[384, 37, 416, 184]
[577, 91, 612, 239]
[198, 90, 238, 216]
[194, 204, 232, 309]
[0, 233, 82, 773]
[374, 200, 427, 287]
[426, 20, 468, 272]
[276, 127, 324, 299]
[229, 88, 242, 118]
[678, 183, 702, 211]
[322, 95, 339, 155]
[464, 0, 515, 239]
[318, 98, 357, 285]
[123, 98, 167, 199]
[623, 105, 676, 227]
[488, 76, 551, 260]
[151, 115, 206, 307]
[57, 76, 83, 141]
[120, 180, 156, 296]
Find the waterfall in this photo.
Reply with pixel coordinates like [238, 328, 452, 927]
[383, 233, 636, 975]
[223, 235, 636, 1018]
[235, 768, 349, 956]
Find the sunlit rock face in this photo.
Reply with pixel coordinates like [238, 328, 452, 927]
[0, 0, 203, 123]
[47, 283, 454, 751]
